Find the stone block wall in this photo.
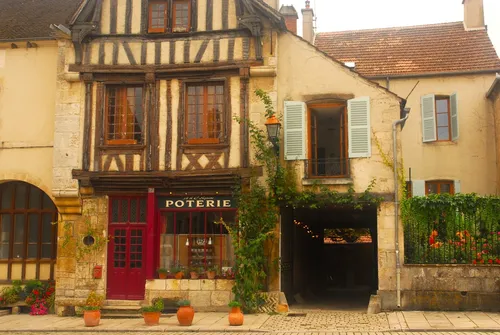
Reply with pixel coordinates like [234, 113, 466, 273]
[146, 279, 234, 312]
[380, 265, 500, 311]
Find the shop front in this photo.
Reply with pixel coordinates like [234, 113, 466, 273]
[105, 192, 237, 307]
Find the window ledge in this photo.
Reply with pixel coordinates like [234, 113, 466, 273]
[302, 178, 353, 186]
[423, 141, 457, 146]
[99, 144, 145, 151]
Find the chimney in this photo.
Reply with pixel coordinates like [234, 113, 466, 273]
[279, 5, 299, 35]
[302, 0, 315, 44]
[262, 0, 279, 10]
[463, 0, 485, 30]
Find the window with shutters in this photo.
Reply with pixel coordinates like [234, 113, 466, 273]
[105, 85, 144, 145]
[421, 93, 458, 142]
[148, 0, 194, 33]
[185, 82, 225, 144]
[425, 180, 454, 195]
[306, 103, 349, 178]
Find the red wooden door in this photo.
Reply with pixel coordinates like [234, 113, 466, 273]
[107, 198, 147, 300]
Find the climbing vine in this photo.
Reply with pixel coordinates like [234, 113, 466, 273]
[225, 90, 387, 312]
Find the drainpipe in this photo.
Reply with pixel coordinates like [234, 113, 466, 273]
[392, 106, 409, 308]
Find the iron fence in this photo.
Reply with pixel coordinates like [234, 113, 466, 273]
[403, 199, 500, 264]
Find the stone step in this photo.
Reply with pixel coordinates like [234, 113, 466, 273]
[102, 305, 142, 311]
[104, 300, 143, 306]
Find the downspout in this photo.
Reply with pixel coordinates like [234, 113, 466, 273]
[392, 104, 409, 308]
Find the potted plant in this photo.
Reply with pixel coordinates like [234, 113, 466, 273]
[82, 291, 104, 327]
[157, 268, 168, 279]
[171, 265, 184, 279]
[189, 267, 201, 279]
[176, 299, 194, 326]
[140, 298, 164, 326]
[228, 300, 243, 326]
[206, 265, 217, 279]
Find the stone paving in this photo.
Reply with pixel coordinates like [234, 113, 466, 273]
[1, 310, 500, 332]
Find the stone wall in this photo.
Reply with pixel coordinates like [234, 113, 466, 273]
[380, 265, 500, 311]
[146, 279, 234, 312]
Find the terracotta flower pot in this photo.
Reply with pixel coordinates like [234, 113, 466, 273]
[83, 310, 101, 327]
[143, 311, 161, 326]
[228, 307, 243, 326]
[158, 273, 167, 279]
[206, 271, 216, 279]
[190, 271, 199, 279]
[177, 306, 194, 326]
[175, 272, 184, 279]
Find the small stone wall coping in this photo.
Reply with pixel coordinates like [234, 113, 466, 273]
[404, 264, 500, 268]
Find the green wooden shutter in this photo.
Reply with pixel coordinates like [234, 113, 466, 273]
[284, 101, 306, 161]
[348, 97, 371, 158]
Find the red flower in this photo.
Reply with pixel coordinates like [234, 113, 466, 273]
[480, 259, 485, 264]
[488, 259, 493, 264]
[33, 290, 39, 296]
[496, 259, 500, 264]
[473, 260, 477, 264]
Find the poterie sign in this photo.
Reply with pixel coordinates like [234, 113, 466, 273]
[158, 196, 235, 209]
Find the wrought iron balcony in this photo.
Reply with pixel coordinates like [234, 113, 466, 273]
[304, 157, 350, 178]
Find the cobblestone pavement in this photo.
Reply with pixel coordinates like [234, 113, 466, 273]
[4, 332, 500, 335]
[262, 311, 392, 332]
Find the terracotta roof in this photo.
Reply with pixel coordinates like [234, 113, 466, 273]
[0, 0, 82, 40]
[315, 22, 500, 78]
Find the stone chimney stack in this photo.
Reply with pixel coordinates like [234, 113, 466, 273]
[262, 0, 279, 10]
[302, 0, 315, 43]
[279, 5, 299, 35]
[463, 0, 485, 30]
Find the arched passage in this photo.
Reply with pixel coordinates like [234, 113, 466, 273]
[0, 181, 58, 281]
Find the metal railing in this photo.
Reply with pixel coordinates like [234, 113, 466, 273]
[404, 203, 500, 264]
[304, 158, 350, 178]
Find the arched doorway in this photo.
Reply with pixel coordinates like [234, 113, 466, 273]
[0, 181, 58, 281]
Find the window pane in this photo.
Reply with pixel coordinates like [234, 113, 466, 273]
[436, 99, 449, 114]
[139, 198, 147, 223]
[437, 113, 449, 127]
[28, 244, 38, 258]
[15, 184, 27, 208]
[29, 187, 42, 209]
[130, 199, 138, 222]
[437, 127, 450, 140]
[13, 244, 24, 259]
[111, 199, 120, 223]
[1, 183, 14, 209]
[427, 183, 438, 194]
[41, 244, 52, 259]
[14, 214, 25, 242]
[43, 193, 55, 210]
[0, 214, 12, 259]
[42, 214, 53, 243]
[440, 183, 451, 194]
[28, 214, 39, 243]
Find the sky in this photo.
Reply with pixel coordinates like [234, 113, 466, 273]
[280, 0, 500, 55]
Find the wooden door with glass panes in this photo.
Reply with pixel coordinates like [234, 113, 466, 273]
[107, 197, 147, 300]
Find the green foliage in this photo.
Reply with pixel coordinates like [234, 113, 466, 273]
[141, 298, 164, 313]
[157, 268, 168, 274]
[254, 89, 275, 119]
[57, 209, 109, 262]
[228, 300, 242, 308]
[0, 280, 23, 305]
[403, 193, 500, 264]
[83, 291, 104, 310]
[177, 299, 191, 307]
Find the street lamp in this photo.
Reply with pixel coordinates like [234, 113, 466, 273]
[265, 115, 281, 155]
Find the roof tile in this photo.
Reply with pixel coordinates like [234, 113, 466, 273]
[315, 22, 500, 77]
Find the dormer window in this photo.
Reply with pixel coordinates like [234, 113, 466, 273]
[148, 0, 193, 33]
[148, 1, 168, 33]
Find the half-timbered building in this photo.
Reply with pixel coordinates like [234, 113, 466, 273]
[49, 0, 406, 312]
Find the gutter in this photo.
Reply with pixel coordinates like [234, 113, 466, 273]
[368, 68, 500, 80]
[486, 73, 500, 99]
[392, 104, 410, 308]
[0, 37, 55, 43]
